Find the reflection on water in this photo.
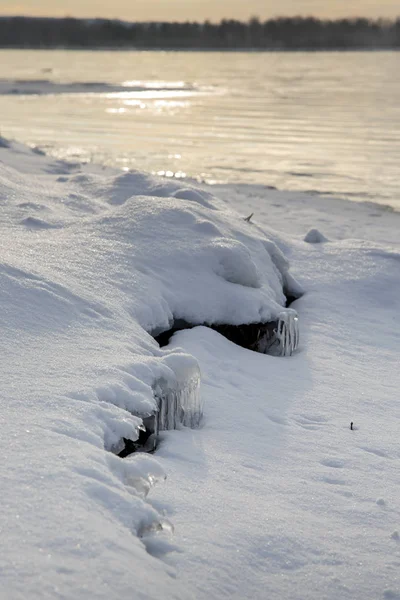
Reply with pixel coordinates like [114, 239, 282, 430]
[0, 49, 399, 209]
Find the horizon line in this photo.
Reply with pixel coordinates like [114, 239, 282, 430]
[1, 13, 399, 24]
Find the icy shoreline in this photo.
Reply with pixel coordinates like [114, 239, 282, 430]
[0, 78, 202, 96]
[1, 137, 400, 600]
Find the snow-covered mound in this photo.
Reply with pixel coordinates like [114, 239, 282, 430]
[0, 137, 300, 599]
[304, 228, 329, 244]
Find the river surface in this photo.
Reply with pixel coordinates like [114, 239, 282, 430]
[0, 49, 399, 209]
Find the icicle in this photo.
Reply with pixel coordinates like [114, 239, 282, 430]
[261, 311, 299, 357]
[275, 311, 299, 357]
[152, 365, 202, 433]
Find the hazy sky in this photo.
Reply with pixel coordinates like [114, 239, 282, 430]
[0, 0, 399, 22]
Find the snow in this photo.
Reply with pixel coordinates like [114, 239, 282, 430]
[156, 237, 400, 599]
[1, 136, 400, 599]
[304, 227, 329, 244]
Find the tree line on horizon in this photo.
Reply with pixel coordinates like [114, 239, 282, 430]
[1, 15, 400, 49]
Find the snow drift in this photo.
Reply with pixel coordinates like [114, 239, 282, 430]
[0, 137, 301, 599]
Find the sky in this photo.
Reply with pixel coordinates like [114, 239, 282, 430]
[0, 0, 399, 22]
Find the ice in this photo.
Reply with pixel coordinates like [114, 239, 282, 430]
[150, 352, 202, 434]
[265, 311, 299, 357]
[153, 366, 202, 432]
[0, 78, 202, 96]
[109, 453, 167, 499]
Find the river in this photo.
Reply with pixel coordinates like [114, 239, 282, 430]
[1, 49, 399, 209]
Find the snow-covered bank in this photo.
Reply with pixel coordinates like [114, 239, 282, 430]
[1, 137, 399, 599]
[0, 138, 301, 598]
[153, 187, 400, 599]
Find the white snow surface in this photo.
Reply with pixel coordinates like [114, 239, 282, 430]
[0, 138, 297, 599]
[1, 138, 400, 600]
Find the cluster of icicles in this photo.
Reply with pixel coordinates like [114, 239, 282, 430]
[264, 311, 299, 357]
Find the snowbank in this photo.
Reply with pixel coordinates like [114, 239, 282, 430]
[0, 137, 300, 599]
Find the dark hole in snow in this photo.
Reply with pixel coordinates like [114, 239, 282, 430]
[213, 321, 285, 355]
[118, 425, 157, 457]
[284, 291, 299, 308]
[155, 315, 298, 356]
[153, 288, 301, 357]
[154, 328, 182, 348]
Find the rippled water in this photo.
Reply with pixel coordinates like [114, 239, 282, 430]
[1, 49, 399, 209]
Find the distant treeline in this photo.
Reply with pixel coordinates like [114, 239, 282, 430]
[1, 16, 400, 49]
